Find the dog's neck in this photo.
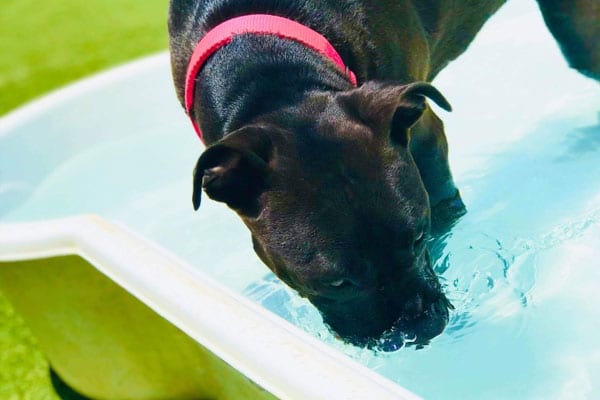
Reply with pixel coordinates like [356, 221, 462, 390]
[195, 34, 354, 143]
[178, 1, 380, 144]
[185, 14, 359, 142]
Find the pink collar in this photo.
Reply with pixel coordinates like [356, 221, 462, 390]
[184, 14, 358, 142]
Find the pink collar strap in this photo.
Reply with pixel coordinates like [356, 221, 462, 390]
[184, 14, 358, 142]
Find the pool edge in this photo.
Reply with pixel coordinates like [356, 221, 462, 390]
[0, 215, 421, 400]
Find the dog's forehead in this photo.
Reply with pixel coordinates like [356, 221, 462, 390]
[287, 91, 372, 140]
[269, 133, 421, 219]
[318, 100, 374, 141]
[264, 153, 423, 229]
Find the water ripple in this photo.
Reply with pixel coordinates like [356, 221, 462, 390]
[440, 204, 600, 337]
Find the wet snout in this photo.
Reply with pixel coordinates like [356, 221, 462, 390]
[310, 249, 451, 349]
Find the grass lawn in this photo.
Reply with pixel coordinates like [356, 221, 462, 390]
[0, 0, 168, 115]
[0, 1, 168, 398]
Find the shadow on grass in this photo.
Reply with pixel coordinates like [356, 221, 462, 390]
[50, 369, 91, 400]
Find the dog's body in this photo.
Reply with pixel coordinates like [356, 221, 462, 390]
[169, 0, 598, 346]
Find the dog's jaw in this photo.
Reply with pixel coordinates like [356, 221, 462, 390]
[306, 249, 451, 349]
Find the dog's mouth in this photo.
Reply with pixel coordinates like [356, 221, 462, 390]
[373, 294, 454, 351]
[328, 294, 453, 352]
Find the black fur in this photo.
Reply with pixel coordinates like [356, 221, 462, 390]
[169, 0, 599, 346]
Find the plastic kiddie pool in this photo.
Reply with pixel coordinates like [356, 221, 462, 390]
[1, 1, 600, 399]
[0, 55, 418, 400]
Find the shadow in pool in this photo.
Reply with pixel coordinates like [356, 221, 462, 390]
[556, 118, 600, 161]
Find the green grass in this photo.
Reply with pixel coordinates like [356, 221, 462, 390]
[0, 1, 168, 397]
[0, 295, 59, 400]
[0, 0, 169, 115]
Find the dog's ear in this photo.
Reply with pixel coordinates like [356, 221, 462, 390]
[337, 81, 451, 146]
[192, 125, 274, 215]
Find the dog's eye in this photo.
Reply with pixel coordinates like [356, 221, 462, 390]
[327, 278, 357, 289]
[414, 230, 425, 246]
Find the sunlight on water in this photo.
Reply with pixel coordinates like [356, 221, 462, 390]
[1, 0, 599, 399]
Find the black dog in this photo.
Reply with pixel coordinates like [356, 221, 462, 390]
[168, 0, 598, 346]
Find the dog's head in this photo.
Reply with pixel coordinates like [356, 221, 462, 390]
[192, 81, 453, 347]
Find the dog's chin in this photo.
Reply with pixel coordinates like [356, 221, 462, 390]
[333, 296, 452, 352]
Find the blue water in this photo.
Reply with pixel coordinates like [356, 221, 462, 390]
[1, 1, 599, 398]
